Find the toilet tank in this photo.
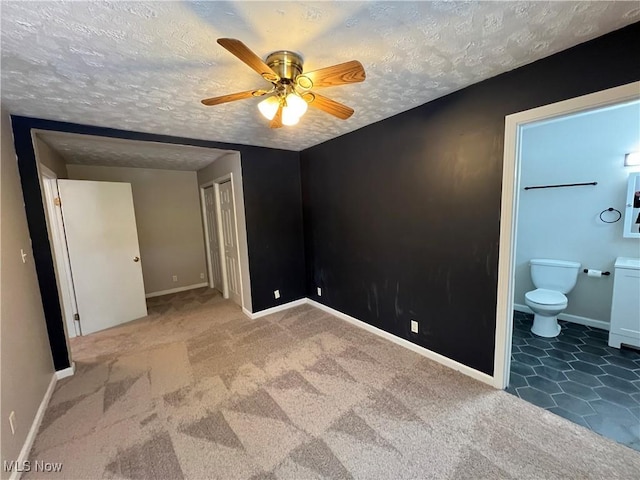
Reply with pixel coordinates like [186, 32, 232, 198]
[530, 259, 581, 293]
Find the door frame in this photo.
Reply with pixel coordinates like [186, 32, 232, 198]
[38, 163, 82, 338]
[39, 165, 81, 338]
[200, 172, 244, 307]
[493, 81, 640, 389]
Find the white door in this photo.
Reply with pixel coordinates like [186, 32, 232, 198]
[218, 180, 242, 305]
[58, 180, 147, 335]
[204, 186, 223, 293]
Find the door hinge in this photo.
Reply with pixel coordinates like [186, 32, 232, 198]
[73, 313, 82, 336]
[54, 197, 61, 206]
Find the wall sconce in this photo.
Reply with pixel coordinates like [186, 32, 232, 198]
[625, 152, 640, 166]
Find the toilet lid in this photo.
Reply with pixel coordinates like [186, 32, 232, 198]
[525, 289, 567, 306]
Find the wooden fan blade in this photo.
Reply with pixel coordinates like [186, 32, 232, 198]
[304, 92, 354, 120]
[201, 89, 268, 106]
[270, 103, 283, 128]
[296, 60, 365, 89]
[217, 38, 280, 83]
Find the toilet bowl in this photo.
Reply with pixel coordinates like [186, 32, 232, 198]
[525, 289, 567, 337]
[525, 259, 580, 338]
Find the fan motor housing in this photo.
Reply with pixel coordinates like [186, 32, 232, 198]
[265, 50, 303, 83]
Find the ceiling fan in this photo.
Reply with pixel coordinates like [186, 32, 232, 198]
[201, 38, 366, 128]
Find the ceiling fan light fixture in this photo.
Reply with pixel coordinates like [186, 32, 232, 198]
[258, 95, 280, 120]
[281, 92, 308, 126]
[285, 92, 308, 118]
[282, 110, 300, 126]
[204, 38, 366, 127]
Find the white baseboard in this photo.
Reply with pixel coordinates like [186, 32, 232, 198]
[9, 374, 57, 480]
[514, 304, 609, 331]
[55, 362, 76, 380]
[145, 283, 208, 298]
[307, 299, 495, 387]
[243, 298, 307, 320]
[246, 298, 495, 386]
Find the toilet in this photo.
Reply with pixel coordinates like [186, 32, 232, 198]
[525, 259, 581, 337]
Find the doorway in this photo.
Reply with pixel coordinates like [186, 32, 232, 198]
[494, 80, 640, 388]
[38, 174, 148, 336]
[200, 174, 243, 307]
[493, 82, 640, 449]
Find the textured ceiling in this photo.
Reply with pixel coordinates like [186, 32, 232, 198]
[37, 131, 230, 171]
[2, 1, 639, 154]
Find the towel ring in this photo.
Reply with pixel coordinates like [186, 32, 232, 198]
[599, 207, 621, 223]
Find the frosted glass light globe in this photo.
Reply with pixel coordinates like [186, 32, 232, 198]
[284, 92, 308, 117]
[282, 108, 300, 126]
[257, 96, 280, 120]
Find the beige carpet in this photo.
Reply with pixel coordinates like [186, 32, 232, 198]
[26, 287, 640, 479]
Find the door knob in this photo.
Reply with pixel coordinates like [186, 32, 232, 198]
[133, 256, 140, 262]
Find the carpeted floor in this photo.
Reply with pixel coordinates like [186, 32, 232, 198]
[26, 287, 640, 479]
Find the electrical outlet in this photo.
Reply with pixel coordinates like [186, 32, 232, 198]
[274, 290, 280, 299]
[9, 411, 16, 435]
[200, 273, 205, 279]
[411, 320, 419, 334]
[172, 275, 178, 282]
[317, 287, 322, 296]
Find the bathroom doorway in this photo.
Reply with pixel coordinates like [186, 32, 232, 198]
[493, 81, 640, 450]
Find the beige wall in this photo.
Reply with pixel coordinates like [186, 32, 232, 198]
[197, 152, 252, 311]
[67, 165, 207, 294]
[34, 136, 68, 178]
[1, 108, 56, 477]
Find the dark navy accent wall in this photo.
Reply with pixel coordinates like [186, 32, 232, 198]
[10, 117, 305, 369]
[300, 23, 640, 375]
[11, 119, 69, 370]
[241, 148, 306, 311]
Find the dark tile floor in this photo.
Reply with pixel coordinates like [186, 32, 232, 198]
[506, 311, 640, 451]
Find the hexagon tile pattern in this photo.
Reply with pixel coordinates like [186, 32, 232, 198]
[2, 1, 640, 151]
[507, 312, 640, 451]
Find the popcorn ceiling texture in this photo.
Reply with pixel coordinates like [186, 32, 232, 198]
[2, 1, 639, 153]
[38, 132, 231, 171]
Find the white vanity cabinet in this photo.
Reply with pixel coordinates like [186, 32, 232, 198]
[609, 257, 640, 349]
